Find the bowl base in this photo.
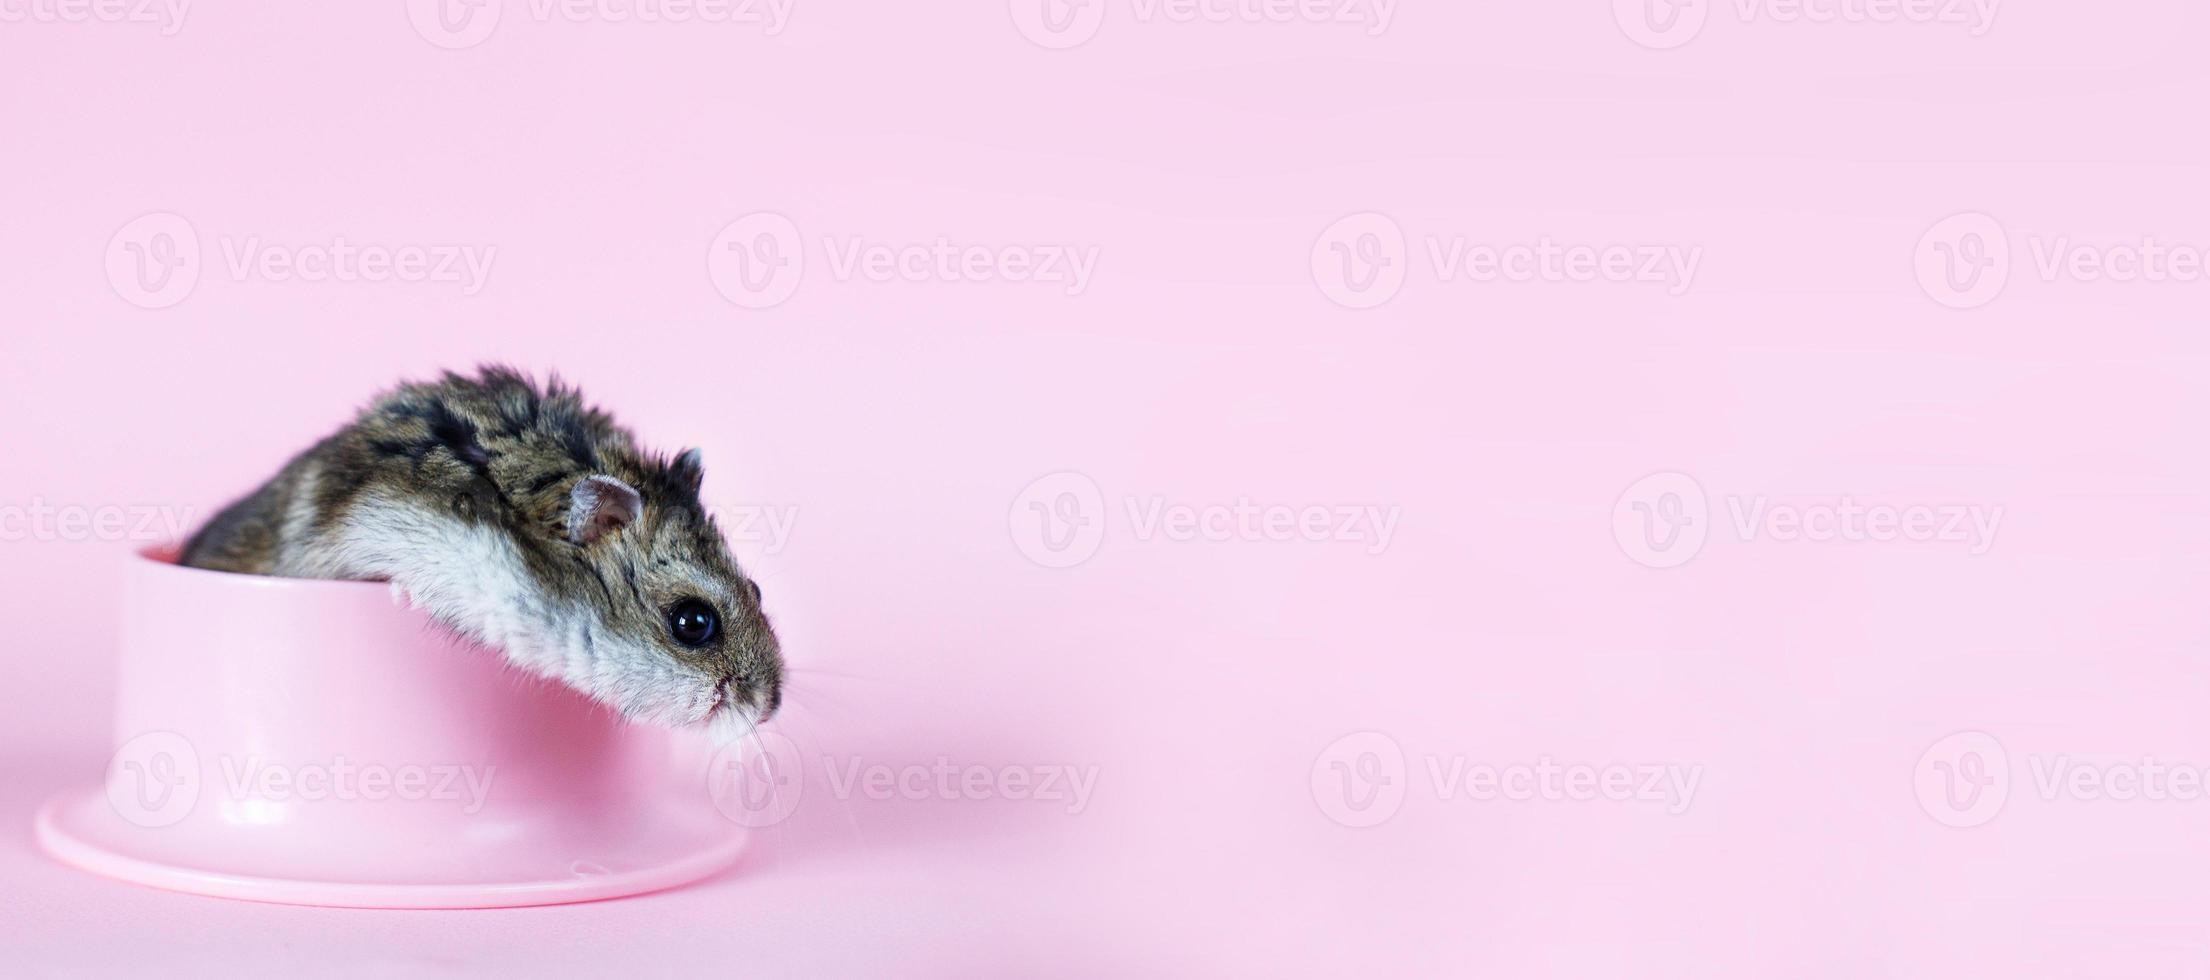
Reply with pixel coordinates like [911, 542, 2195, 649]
[35, 787, 746, 909]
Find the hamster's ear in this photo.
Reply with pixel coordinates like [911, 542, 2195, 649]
[568, 475, 643, 545]
[671, 448, 704, 493]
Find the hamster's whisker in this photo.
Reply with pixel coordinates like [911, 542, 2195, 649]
[779, 676, 855, 714]
[768, 704, 865, 849]
[781, 665, 878, 680]
[733, 708, 786, 818]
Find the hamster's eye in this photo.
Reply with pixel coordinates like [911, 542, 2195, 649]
[667, 599, 720, 648]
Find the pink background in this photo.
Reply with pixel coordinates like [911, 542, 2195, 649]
[7, 0, 2210, 975]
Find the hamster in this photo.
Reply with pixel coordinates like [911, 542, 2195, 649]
[179, 366, 782, 731]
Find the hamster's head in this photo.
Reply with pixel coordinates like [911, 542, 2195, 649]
[542, 449, 782, 731]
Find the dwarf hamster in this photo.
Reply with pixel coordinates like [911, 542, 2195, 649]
[180, 366, 782, 730]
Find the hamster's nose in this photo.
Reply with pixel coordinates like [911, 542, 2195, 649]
[719, 673, 779, 723]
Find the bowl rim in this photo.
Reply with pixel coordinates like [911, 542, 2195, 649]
[135, 544, 395, 597]
[34, 789, 747, 908]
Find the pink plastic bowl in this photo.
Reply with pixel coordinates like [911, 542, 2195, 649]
[34, 547, 745, 908]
